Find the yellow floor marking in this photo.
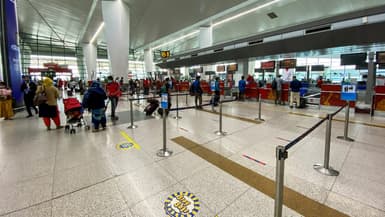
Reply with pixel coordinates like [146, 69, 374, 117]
[172, 136, 349, 217]
[120, 131, 141, 150]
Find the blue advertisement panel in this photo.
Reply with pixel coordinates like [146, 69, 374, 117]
[161, 93, 168, 109]
[341, 84, 357, 101]
[5, 0, 23, 105]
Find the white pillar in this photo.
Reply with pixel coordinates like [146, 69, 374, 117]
[144, 48, 154, 74]
[82, 43, 97, 81]
[199, 26, 213, 49]
[101, 0, 130, 82]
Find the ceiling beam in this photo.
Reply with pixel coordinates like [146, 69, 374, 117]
[157, 21, 385, 68]
[25, 0, 63, 42]
[78, 0, 99, 43]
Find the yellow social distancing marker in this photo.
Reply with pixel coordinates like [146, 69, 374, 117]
[120, 131, 141, 150]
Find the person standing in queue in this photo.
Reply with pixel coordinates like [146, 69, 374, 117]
[273, 75, 284, 105]
[289, 76, 301, 108]
[21, 75, 38, 117]
[82, 81, 107, 132]
[191, 76, 203, 109]
[37, 77, 62, 130]
[238, 76, 246, 101]
[106, 76, 121, 120]
[213, 77, 220, 106]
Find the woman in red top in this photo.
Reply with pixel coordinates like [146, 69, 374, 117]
[106, 76, 121, 120]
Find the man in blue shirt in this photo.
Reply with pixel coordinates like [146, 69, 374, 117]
[238, 76, 246, 101]
[191, 76, 203, 109]
[290, 76, 301, 108]
[213, 77, 220, 106]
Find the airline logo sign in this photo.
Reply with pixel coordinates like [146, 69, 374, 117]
[161, 50, 171, 58]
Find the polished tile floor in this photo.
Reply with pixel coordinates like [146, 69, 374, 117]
[0, 94, 384, 217]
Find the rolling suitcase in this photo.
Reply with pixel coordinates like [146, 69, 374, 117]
[144, 99, 159, 116]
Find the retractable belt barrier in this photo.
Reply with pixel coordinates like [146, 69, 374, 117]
[274, 103, 349, 217]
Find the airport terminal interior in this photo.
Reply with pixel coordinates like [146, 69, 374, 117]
[1, 0, 385, 217]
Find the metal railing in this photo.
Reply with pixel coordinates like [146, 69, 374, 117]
[274, 102, 351, 217]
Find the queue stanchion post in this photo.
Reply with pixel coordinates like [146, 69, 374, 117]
[313, 114, 339, 176]
[337, 101, 354, 142]
[127, 99, 138, 129]
[157, 93, 173, 157]
[135, 92, 141, 106]
[186, 92, 188, 105]
[274, 145, 287, 217]
[255, 93, 265, 121]
[173, 92, 182, 119]
[214, 100, 227, 136]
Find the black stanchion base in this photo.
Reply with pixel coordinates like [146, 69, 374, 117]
[255, 117, 265, 121]
[127, 125, 138, 129]
[336, 136, 355, 142]
[173, 116, 182, 120]
[156, 148, 173, 157]
[313, 164, 339, 176]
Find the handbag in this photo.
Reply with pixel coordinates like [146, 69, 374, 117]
[34, 87, 48, 106]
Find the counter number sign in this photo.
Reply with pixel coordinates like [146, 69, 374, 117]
[161, 50, 171, 58]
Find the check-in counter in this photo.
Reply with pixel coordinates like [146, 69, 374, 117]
[320, 84, 355, 107]
[175, 82, 190, 92]
[373, 86, 385, 111]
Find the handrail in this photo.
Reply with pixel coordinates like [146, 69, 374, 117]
[284, 102, 347, 152]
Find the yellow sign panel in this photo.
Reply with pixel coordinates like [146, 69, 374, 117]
[161, 50, 171, 58]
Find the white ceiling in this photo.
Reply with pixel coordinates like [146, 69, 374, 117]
[16, 0, 385, 55]
[16, 0, 247, 47]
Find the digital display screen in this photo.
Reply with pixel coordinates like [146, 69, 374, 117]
[261, 61, 276, 70]
[227, 64, 238, 72]
[217, 65, 225, 72]
[340, 53, 367, 65]
[376, 52, 385, 64]
[279, 59, 296, 69]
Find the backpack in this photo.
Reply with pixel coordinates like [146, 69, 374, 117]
[272, 79, 277, 90]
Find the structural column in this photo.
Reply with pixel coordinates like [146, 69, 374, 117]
[144, 48, 154, 75]
[82, 43, 97, 81]
[366, 52, 376, 104]
[101, 0, 130, 82]
[238, 59, 249, 77]
[1, 0, 23, 106]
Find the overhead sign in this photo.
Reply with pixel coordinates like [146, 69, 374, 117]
[227, 64, 238, 72]
[340, 53, 367, 65]
[216, 65, 225, 72]
[311, 65, 324, 71]
[261, 61, 276, 70]
[279, 59, 296, 69]
[376, 51, 385, 64]
[160, 50, 171, 58]
[295, 66, 307, 72]
[205, 71, 216, 75]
